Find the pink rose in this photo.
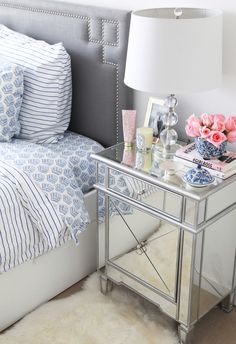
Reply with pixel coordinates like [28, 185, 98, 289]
[186, 114, 200, 125]
[227, 130, 236, 142]
[214, 114, 225, 122]
[225, 116, 236, 131]
[200, 113, 214, 127]
[185, 123, 200, 137]
[207, 131, 227, 147]
[185, 114, 201, 137]
[211, 119, 225, 132]
[199, 126, 211, 138]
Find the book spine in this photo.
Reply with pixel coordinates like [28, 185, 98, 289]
[176, 151, 225, 172]
[174, 156, 230, 179]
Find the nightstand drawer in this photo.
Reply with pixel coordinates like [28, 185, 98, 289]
[107, 168, 183, 221]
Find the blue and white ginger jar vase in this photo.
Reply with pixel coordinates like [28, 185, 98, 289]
[195, 137, 227, 160]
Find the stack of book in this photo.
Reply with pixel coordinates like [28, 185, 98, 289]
[174, 142, 236, 179]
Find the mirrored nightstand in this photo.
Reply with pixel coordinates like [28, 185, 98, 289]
[91, 142, 236, 344]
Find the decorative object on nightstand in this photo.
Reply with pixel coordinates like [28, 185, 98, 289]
[183, 164, 215, 188]
[174, 142, 236, 179]
[144, 97, 167, 140]
[195, 137, 227, 159]
[124, 7, 223, 158]
[175, 113, 236, 179]
[122, 110, 136, 148]
[136, 127, 153, 151]
[185, 113, 236, 159]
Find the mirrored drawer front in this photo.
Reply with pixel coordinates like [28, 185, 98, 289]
[107, 168, 183, 221]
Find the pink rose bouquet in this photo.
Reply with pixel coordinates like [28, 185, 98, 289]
[185, 113, 236, 147]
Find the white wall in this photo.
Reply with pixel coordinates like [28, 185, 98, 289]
[60, 0, 236, 142]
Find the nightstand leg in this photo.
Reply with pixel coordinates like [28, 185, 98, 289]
[220, 291, 235, 313]
[178, 324, 192, 344]
[100, 274, 113, 295]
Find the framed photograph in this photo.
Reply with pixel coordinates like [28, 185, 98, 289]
[144, 97, 168, 139]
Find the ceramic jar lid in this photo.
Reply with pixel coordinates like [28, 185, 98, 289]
[183, 164, 215, 187]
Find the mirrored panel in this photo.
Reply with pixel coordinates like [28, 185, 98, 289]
[106, 263, 177, 319]
[107, 195, 180, 300]
[179, 230, 194, 324]
[199, 208, 236, 317]
[164, 191, 182, 219]
[98, 190, 107, 268]
[184, 198, 196, 226]
[190, 231, 203, 324]
[97, 162, 106, 187]
[206, 181, 236, 220]
[108, 168, 183, 220]
[183, 198, 206, 227]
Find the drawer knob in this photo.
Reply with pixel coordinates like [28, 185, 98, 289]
[137, 189, 146, 196]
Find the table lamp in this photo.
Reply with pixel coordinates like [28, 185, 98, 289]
[124, 8, 223, 158]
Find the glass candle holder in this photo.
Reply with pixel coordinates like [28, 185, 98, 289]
[136, 127, 153, 151]
[122, 110, 136, 147]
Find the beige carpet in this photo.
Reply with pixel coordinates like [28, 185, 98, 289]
[0, 273, 178, 344]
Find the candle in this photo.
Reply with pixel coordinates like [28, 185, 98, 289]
[136, 127, 153, 151]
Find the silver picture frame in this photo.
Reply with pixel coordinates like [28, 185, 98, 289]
[144, 97, 168, 139]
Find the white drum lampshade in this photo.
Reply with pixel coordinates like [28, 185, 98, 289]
[124, 8, 223, 94]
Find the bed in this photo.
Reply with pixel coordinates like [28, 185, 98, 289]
[0, 0, 132, 331]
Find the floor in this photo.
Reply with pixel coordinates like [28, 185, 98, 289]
[190, 306, 236, 344]
[56, 281, 236, 344]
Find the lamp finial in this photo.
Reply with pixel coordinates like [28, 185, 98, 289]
[174, 8, 183, 19]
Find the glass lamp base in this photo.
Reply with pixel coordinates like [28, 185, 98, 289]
[153, 142, 182, 160]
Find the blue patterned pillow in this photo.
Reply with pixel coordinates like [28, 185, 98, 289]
[0, 60, 23, 141]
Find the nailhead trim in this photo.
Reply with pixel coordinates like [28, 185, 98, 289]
[101, 19, 120, 143]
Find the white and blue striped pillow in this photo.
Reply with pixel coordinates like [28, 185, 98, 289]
[0, 25, 72, 143]
[0, 60, 24, 142]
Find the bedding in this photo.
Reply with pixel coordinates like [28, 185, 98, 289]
[0, 60, 23, 141]
[0, 25, 72, 143]
[0, 131, 103, 273]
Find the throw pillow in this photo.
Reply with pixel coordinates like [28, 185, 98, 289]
[0, 25, 72, 143]
[0, 60, 23, 142]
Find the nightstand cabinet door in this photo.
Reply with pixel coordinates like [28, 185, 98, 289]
[104, 195, 181, 303]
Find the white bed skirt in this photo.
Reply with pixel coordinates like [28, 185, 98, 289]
[0, 190, 98, 332]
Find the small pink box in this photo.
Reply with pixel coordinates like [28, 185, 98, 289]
[122, 110, 136, 147]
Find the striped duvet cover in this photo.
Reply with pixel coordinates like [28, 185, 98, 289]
[0, 131, 103, 273]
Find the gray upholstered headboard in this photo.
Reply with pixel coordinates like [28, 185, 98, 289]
[0, 0, 133, 147]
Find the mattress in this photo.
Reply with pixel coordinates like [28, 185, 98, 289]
[0, 131, 103, 273]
